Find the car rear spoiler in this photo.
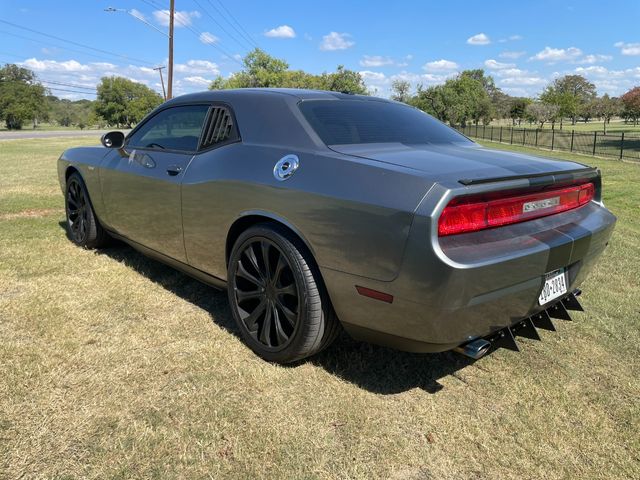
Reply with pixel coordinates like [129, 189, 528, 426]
[458, 166, 599, 186]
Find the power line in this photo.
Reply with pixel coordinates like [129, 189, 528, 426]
[0, 30, 154, 68]
[45, 86, 97, 96]
[39, 79, 96, 91]
[210, 0, 259, 48]
[149, 5, 244, 65]
[0, 19, 156, 66]
[193, 0, 252, 51]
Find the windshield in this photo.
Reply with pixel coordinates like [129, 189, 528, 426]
[298, 99, 472, 146]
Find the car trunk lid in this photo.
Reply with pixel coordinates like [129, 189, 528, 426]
[330, 142, 591, 185]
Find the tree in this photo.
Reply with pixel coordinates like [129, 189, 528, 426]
[540, 75, 596, 127]
[509, 98, 531, 126]
[594, 94, 622, 133]
[390, 79, 411, 103]
[210, 48, 367, 94]
[621, 87, 640, 126]
[526, 102, 559, 129]
[94, 77, 162, 128]
[0, 64, 47, 129]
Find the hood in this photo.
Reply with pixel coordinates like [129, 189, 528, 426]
[330, 142, 590, 184]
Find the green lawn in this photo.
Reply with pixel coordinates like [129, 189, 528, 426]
[1, 137, 639, 479]
[490, 118, 640, 135]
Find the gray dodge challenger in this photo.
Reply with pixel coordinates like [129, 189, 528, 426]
[58, 88, 616, 363]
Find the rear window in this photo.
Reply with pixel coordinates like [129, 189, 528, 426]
[299, 99, 471, 146]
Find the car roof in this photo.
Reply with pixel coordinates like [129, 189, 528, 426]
[164, 88, 394, 105]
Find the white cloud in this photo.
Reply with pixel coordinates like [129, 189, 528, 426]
[359, 55, 394, 67]
[498, 35, 523, 43]
[499, 50, 526, 59]
[264, 25, 296, 38]
[319, 32, 354, 51]
[423, 59, 459, 71]
[467, 33, 490, 45]
[578, 54, 612, 64]
[614, 41, 640, 56]
[359, 70, 387, 83]
[199, 32, 219, 44]
[153, 10, 201, 27]
[484, 59, 516, 70]
[530, 46, 583, 63]
[174, 59, 220, 75]
[499, 76, 547, 86]
[183, 76, 212, 86]
[23, 58, 94, 72]
[129, 9, 146, 22]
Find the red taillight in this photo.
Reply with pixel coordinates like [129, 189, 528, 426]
[438, 182, 595, 236]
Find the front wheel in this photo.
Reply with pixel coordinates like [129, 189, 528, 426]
[65, 172, 110, 249]
[227, 224, 340, 363]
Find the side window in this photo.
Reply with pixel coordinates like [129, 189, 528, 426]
[200, 106, 239, 149]
[127, 105, 209, 152]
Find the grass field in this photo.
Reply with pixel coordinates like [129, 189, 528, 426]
[490, 118, 640, 135]
[1, 137, 639, 479]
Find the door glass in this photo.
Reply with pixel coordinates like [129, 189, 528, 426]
[127, 105, 209, 151]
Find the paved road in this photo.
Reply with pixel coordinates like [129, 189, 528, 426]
[0, 129, 130, 140]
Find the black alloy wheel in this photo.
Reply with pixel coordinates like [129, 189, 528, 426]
[66, 176, 89, 244]
[64, 172, 109, 249]
[227, 224, 340, 363]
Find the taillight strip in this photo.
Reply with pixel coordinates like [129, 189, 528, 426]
[438, 182, 595, 236]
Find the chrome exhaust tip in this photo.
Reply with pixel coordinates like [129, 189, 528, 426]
[453, 338, 492, 360]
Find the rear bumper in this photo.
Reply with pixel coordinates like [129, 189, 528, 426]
[322, 201, 616, 352]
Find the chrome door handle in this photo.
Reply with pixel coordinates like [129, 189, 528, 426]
[166, 165, 183, 176]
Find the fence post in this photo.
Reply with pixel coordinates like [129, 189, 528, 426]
[476, 124, 479, 137]
[490, 126, 494, 141]
[510, 127, 514, 144]
[592, 131, 597, 156]
[523, 129, 526, 146]
[619, 132, 624, 160]
[499, 126, 503, 143]
[551, 129, 555, 150]
[535, 129, 538, 147]
[570, 130, 574, 152]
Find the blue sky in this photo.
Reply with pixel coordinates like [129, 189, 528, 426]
[1, 0, 639, 100]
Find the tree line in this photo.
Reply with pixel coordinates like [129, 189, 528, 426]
[1, 48, 640, 131]
[391, 72, 640, 132]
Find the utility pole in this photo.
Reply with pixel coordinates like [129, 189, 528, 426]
[154, 66, 166, 100]
[167, 0, 175, 99]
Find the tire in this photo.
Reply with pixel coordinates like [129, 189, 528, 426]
[227, 224, 340, 363]
[65, 172, 110, 249]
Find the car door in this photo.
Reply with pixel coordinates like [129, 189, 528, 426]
[100, 104, 210, 263]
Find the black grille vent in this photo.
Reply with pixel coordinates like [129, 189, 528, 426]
[201, 106, 236, 148]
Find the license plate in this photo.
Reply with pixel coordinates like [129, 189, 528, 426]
[538, 268, 567, 305]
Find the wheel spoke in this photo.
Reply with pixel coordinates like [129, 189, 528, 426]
[276, 299, 297, 327]
[273, 253, 287, 285]
[235, 287, 263, 303]
[243, 299, 266, 331]
[272, 305, 289, 345]
[244, 246, 264, 280]
[276, 284, 296, 297]
[259, 303, 273, 346]
[236, 259, 264, 287]
[260, 241, 272, 280]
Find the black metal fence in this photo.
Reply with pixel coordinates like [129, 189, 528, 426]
[454, 124, 640, 162]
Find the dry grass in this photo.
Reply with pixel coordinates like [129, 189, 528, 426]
[0, 137, 639, 479]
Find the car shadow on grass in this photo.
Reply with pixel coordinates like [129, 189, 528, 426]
[66, 227, 473, 395]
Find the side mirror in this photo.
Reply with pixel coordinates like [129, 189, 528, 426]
[101, 131, 125, 149]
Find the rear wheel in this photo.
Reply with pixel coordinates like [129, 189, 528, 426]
[227, 224, 339, 363]
[65, 172, 109, 249]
